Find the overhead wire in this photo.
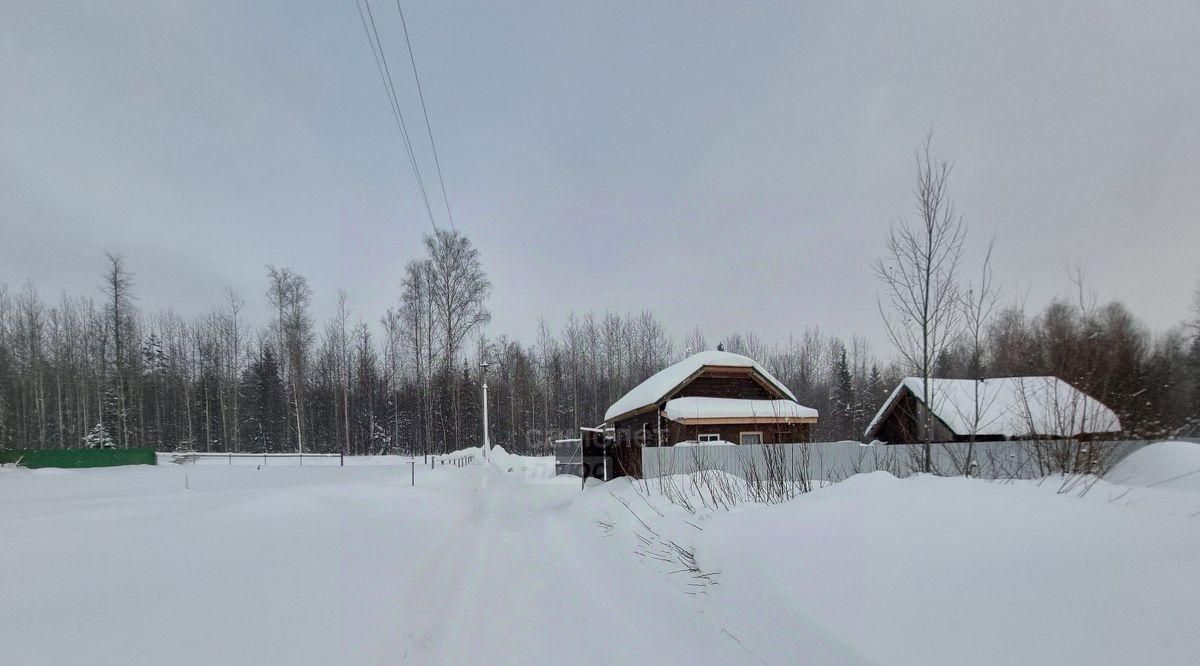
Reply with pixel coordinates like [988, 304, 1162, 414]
[354, 0, 439, 230]
[395, 0, 456, 231]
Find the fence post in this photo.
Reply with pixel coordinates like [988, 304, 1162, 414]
[229, 453, 232, 466]
[340, 453, 344, 467]
[410, 460, 415, 487]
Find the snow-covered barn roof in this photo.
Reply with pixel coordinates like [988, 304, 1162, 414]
[664, 397, 818, 423]
[864, 376, 1122, 440]
[604, 350, 797, 422]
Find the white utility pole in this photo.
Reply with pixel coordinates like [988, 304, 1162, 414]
[480, 361, 490, 460]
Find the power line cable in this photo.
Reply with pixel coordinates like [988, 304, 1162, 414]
[395, 1, 456, 231]
[354, 0, 438, 230]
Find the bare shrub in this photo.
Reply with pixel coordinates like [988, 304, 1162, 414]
[610, 491, 718, 592]
[737, 444, 813, 504]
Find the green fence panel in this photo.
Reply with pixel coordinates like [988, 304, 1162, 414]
[0, 448, 157, 469]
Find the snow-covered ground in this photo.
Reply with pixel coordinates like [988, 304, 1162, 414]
[2, 442, 1198, 665]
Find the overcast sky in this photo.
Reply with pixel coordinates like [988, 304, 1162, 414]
[2, 1, 1197, 351]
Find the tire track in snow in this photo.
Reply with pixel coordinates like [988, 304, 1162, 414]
[397, 469, 491, 662]
[394, 464, 779, 665]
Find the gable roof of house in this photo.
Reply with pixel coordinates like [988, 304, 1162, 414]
[604, 350, 797, 422]
[864, 376, 1122, 440]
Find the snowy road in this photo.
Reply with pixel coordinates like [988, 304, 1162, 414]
[395, 464, 780, 664]
[0, 457, 839, 665]
[8, 448, 1196, 665]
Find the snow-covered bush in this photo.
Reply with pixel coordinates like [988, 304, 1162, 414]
[82, 422, 116, 449]
[369, 423, 392, 455]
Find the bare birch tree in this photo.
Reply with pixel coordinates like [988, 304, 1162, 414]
[535, 318, 557, 447]
[683, 326, 707, 357]
[401, 259, 438, 458]
[425, 229, 491, 450]
[334, 291, 351, 456]
[102, 253, 135, 447]
[221, 288, 244, 452]
[266, 266, 312, 453]
[874, 135, 966, 472]
[956, 237, 1001, 474]
[1189, 280, 1200, 433]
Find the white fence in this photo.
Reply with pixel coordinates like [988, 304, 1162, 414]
[168, 452, 345, 466]
[641, 439, 1162, 482]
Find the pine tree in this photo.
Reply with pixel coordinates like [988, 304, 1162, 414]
[832, 346, 856, 440]
[142, 332, 167, 447]
[240, 346, 287, 452]
[866, 365, 885, 416]
[82, 421, 115, 449]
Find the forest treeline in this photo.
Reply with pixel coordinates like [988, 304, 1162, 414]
[1, 229, 1198, 455]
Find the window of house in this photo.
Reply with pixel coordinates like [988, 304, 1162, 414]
[739, 431, 763, 446]
[698, 433, 721, 442]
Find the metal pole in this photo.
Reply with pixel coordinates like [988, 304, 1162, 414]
[482, 379, 490, 459]
[410, 460, 414, 486]
[480, 361, 490, 461]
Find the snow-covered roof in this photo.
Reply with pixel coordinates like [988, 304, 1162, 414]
[604, 351, 797, 422]
[864, 376, 1122, 440]
[674, 439, 736, 447]
[664, 397, 818, 423]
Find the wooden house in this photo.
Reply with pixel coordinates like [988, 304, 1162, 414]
[863, 376, 1122, 444]
[603, 351, 818, 477]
